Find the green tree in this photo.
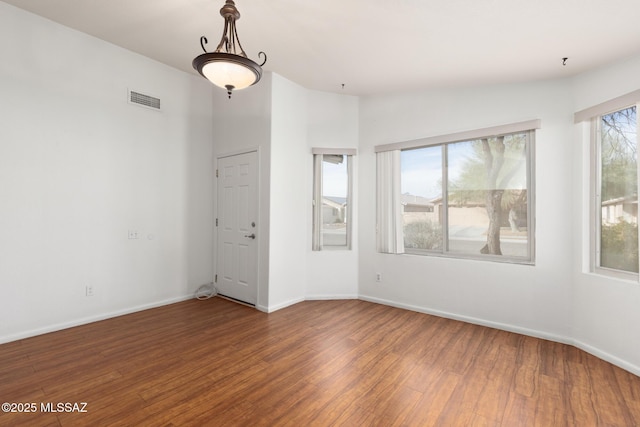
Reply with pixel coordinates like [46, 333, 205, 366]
[599, 106, 638, 273]
[449, 134, 527, 255]
[601, 107, 637, 200]
[601, 220, 639, 272]
[404, 220, 442, 250]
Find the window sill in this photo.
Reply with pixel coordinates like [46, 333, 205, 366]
[403, 248, 535, 266]
[591, 267, 639, 283]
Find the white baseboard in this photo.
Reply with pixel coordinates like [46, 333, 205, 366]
[265, 296, 306, 313]
[264, 294, 358, 313]
[0, 294, 193, 345]
[1, 293, 353, 342]
[305, 293, 359, 301]
[358, 295, 573, 344]
[358, 294, 640, 377]
[573, 339, 640, 377]
[5, 292, 639, 378]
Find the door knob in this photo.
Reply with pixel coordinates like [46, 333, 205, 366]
[244, 233, 256, 239]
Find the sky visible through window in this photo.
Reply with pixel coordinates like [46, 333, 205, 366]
[321, 145, 473, 200]
[323, 159, 347, 198]
[401, 144, 470, 199]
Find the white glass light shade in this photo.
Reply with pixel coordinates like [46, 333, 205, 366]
[202, 61, 256, 90]
[193, 52, 262, 93]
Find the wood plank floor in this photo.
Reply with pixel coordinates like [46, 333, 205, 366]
[1, 298, 639, 426]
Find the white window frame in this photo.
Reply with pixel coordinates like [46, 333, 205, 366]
[375, 120, 540, 264]
[587, 104, 639, 280]
[575, 90, 640, 280]
[312, 148, 356, 251]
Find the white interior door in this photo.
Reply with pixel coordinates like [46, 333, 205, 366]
[216, 151, 258, 305]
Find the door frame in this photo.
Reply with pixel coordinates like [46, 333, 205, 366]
[214, 147, 262, 307]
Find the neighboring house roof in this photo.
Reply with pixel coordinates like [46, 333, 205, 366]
[324, 196, 347, 208]
[401, 193, 434, 207]
[601, 195, 638, 206]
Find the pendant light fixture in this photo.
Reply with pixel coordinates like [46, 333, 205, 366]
[193, 0, 267, 98]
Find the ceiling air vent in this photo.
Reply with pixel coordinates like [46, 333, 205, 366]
[128, 90, 161, 110]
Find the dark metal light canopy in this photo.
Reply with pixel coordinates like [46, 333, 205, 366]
[193, 0, 267, 98]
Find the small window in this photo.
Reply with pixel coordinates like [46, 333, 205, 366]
[594, 105, 638, 277]
[312, 150, 355, 250]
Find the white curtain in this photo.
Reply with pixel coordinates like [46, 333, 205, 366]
[376, 150, 404, 253]
[312, 154, 323, 251]
[346, 155, 353, 250]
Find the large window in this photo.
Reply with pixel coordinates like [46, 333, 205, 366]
[594, 105, 638, 276]
[312, 149, 355, 250]
[376, 121, 537, 264]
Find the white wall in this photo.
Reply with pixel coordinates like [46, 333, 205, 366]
[306, 90, 360, 299]
[0, 3, 215, 342]
[570, 56, 640, 374]
[358, 80, 576, 341]
[267, 74, 309, 310]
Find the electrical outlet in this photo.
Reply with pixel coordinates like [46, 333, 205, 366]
[86, 285, 94, 297]
[376, 273, 382, 282]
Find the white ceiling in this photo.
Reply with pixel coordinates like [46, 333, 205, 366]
[4, 0, 640, 96]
